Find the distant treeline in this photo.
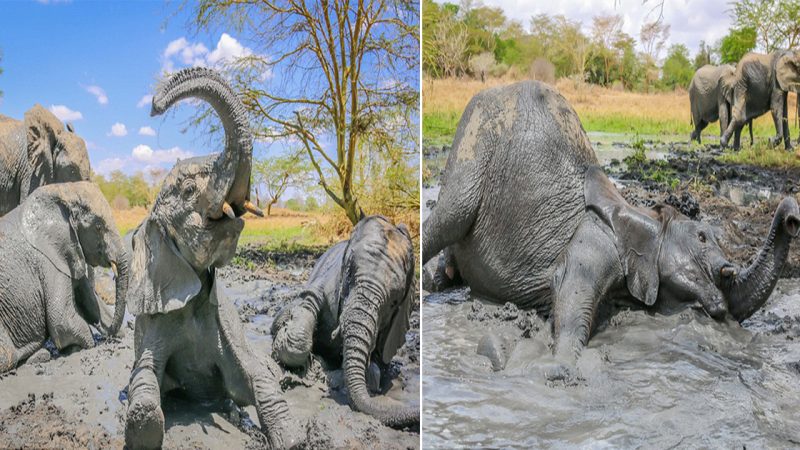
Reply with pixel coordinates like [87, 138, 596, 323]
[422, 0, 800, 91]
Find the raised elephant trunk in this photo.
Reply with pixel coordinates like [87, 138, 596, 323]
[724, 197, 800, 321]
[342, 284, 419, 428]
[150, 67, 260, 218]
[107, 237, 130, 336]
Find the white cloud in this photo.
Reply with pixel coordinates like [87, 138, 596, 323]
[85, 85, 108, 105]
[161, 33, 271, 79]
[207, 33, 252, 65]
[137, 94, 153, 108]
[95, 157, 125, 174]
[138, 126, 156, 136]
[132, 144, 193, 164]
[49, 105, 83, 121]
[108, 122, 128, 137]
[162, 37, 209, 72]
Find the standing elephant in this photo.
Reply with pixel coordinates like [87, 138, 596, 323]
[422, 81, 799, 380]
[0, 105, 91, 216]
[721, 50, 800, 150]
[0, 181, 128, 372]
[689, 64, 752, 146]
[271, 215, 418, 428]
[124, 67, 298, 449]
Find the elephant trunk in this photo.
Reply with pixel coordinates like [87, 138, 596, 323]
[108, 237, 130, 336]
[150, 67, 259, 218]
[342, 284, 419, 428]
[725, 197, 800, 321]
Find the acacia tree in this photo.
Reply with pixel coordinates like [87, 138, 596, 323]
[591, 14, 624, 85]
[252, 150, 310, 215]
[189, 0, 419, 224]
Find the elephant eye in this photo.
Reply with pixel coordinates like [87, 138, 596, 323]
[182, 180, 197, 201]
[698, 231, 707, 243]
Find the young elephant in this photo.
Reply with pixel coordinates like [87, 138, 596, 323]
[423, 81, 800, 380]
[0, 105, 91, 216]
[721, 50, 800, 150]
[689, 64, 752, 146]
[0, 181, 128, 372]
[124, 68, 298, 449]
[271, 215, 418, 428]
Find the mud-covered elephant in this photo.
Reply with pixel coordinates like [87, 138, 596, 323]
[721, 50, 800, 150]
[422, 81, 799, 380]
[0, 181, 128, 373]
[123, 67, 299, 449]
[0, 105, 91, 216]
[689, 64, 752, 147]
[271, 215, 418, 428]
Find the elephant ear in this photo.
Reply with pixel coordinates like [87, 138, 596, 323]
[21, 193, 87, 280]
[23, 105, 61, 195]
[776, 51, 800, 93]
[128, 218, 202, 315]
[584, 166, 663, 306]
[376, 233, 415, 365]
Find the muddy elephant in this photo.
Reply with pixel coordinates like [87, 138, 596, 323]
[0, 181, 128, 373]
[721, 50, 800, 150]
[422, 81, 799, 380]
[271, 215, 418, 428]
[689, 64, 752, 147]
[123, 67, 299, 449]
[0, 105, 91, 216]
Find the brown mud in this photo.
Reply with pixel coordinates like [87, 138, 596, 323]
[422, 138, 800, 447]
[0, 245, 419, 449]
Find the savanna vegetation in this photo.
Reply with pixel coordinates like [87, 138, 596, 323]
[422, 0, 800, 159]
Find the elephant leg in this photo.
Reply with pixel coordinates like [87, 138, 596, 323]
[749, 119, 754, 146]
[769, 89, 786, 148]
[722, 88, 747, 148]
[692, 119, 707, 144]
[216, 295, 300, 449]
[782, 93, 792, 150]
[734, 127, 742, 150]
[0, 326, 20, 372]
[125, 346, 167, 450]
[46, 276, 94, 352]
[432, 246, 461, 291]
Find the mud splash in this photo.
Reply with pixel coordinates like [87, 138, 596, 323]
[0, 246, 419, 449]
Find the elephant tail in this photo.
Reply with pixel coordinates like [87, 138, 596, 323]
[341, 284, 419, 429]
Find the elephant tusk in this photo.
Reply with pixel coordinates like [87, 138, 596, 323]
[720, 266, 737, 278]
[111, 262, 118, 279]
[222, 202, 236, 219]
[244, 200, 264, 217]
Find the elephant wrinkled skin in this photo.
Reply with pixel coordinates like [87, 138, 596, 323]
[0, 181, 129, 372]
[123, 67, 298, 450]
[0, 105, 91, 216]
[423, 80, 800, 380]
[271, 215, 419, 428]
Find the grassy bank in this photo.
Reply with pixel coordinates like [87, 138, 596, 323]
[423, 77, 798, 144]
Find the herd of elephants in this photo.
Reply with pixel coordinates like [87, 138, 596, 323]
[0, 49, 799, 449]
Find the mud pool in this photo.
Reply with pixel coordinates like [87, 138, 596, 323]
[422, 136, 800, 447]
[0, 249, 420, 449]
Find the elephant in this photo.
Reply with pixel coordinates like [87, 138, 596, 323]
[0, 181, 128, 373]
[123, 67, 299, 450]
[422, 80, 800, 380]
[689, 64, 752, 147]
[0, 105, 91, 216]
[721, 50, 800, 150]
[271, 215, 418, 428]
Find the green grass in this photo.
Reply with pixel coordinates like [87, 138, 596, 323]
[238, 223, 324, 250]
[719, 143, 800, 168]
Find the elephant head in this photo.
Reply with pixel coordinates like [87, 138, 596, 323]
[587, 167, 799, 321]
[128, 67, 262, 315]
[21, 181, 129, 335]
[775, 50, 800, 93]
[23, 105, 91, 192]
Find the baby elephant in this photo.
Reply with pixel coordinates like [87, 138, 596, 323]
[0, 182, 128, 372]
[271, 215, 419, 428]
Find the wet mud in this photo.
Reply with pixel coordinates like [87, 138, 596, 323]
[422, 136, 800, 447]
[0, 245, 419, 449]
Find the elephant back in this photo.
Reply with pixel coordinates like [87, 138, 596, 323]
[451, 81, 596, 310]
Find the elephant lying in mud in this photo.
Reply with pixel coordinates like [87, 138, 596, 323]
[423, 81, 800, 380]
[689, 64, 752, 147]
[124, 68, 298, 449]
[721, 50, 800, 150]
[0, 182, 128, 372]
[0, 105, 91, 216]
[271, 215, 418, 428]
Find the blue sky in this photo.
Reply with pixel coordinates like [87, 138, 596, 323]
[0, 1, 270, 178]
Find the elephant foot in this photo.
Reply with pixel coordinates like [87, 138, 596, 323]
[769, 136, 783, 148]
[125, 397, 165, 450]
[477, 331, 517, 371]
[26, 348, 51, 365]
[266, 417, 305, 450]
[541, 361, 581, 386]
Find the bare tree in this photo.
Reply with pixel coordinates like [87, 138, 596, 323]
[469, 52, 495, 82]
[640, 21, 670, 62]
[432, 18, 468, 78]
[592, 14, 624, 85]
[530, 58, 555, 84]
[187, 0, 419, 224]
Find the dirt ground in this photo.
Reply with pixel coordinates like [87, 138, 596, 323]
[0, 247, 420, 449]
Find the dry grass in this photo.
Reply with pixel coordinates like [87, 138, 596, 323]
[423, 77, 799, 142]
